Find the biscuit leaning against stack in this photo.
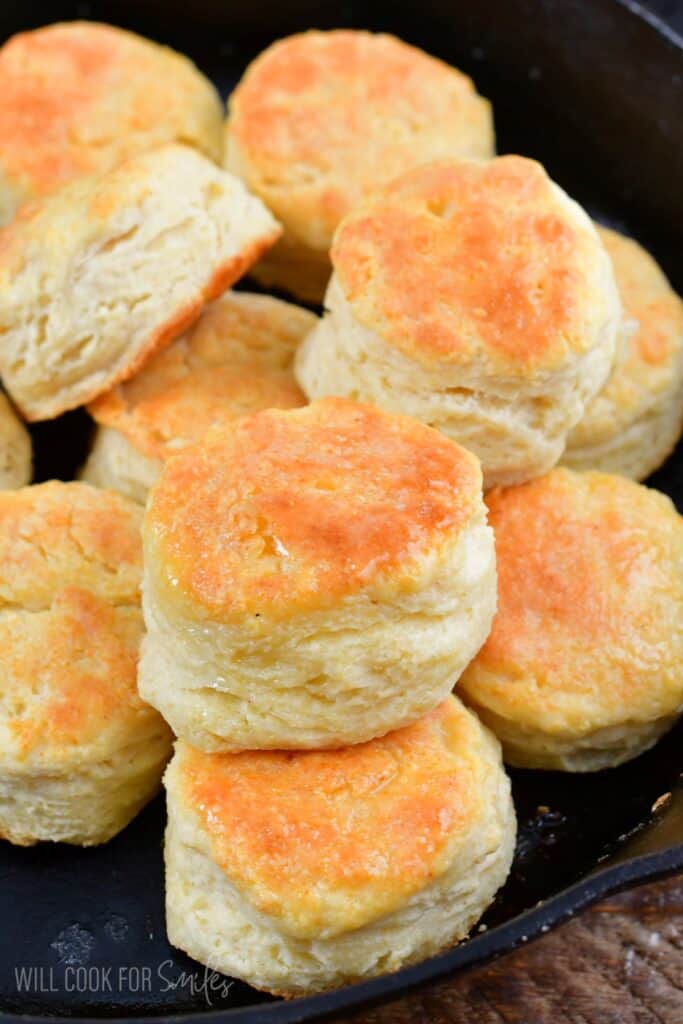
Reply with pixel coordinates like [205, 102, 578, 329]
[140, 396, 516, 992]
[140, 397, 496, 751]
[296, 156, 621, 488]
[225, 30, 494, 302]
[0, 481, 172, 846]
[82, 291, 314, 503]
[458, 468, 683, 771]
[0, 21, 224, 223]
[0, 143, 281, 422]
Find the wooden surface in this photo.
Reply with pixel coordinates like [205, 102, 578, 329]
[335, 876, 683, 1024]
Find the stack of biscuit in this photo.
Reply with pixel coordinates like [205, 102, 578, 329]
[146, 398, 516, 993]
[0, 17, 681, 1000]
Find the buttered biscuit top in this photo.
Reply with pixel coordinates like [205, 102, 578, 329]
[139, 398, 496, 751]
[170, 698, 506, 938]
[331, 157, 615, 374]
[145, 397, 483, 621]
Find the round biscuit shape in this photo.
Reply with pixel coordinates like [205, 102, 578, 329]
[296, 156, 621, 488]
[140, 398, 496, 750]
[458, 468, 683, 771]
[164, 696, 516, 995]
[0, 481, 172, 845]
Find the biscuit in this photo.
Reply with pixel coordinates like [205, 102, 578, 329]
[296, 156, 621, 488]
[82, 291, 313, 503]
[563, 225, 683, 479]
[0, 481, 172, 845]
[0, 144, 281, 421]
[140, 398, 496, 751]
[0, 21, 223, 224]
[225, 30, 494, 302]
[164, 696, 516, 995]
[0, 393, 31, 489]
[458, 468, 683, 771]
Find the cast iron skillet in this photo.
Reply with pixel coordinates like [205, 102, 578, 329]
[0, 0, 682, 1020]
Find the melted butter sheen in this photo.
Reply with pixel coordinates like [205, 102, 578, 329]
[146, 397, 481, 620]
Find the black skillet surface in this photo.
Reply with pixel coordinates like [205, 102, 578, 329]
[1, 0, 682, 1020]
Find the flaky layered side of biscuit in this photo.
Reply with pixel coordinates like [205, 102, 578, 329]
[0, 144, 281, 421]
[80, 427, 159, 506]
[0, 719, 171, 847]
[142, 522, 496, 751]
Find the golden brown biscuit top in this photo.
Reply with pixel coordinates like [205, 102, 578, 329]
[89, 292, 313, 460]
[569, 226, 683, 444]
[145, 397, 482, 621]
[332, 156, 614, 374]
[460, 469, 683, 731]
[0, 482, 155, 764]
[176, 697, 491, 938]
[0, 480, 142, 609]
[1, 588, 146, 763]
[0, 21, 222, 206]
[227, 30, 492, 249]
